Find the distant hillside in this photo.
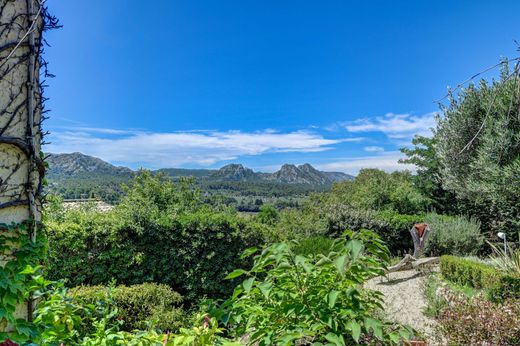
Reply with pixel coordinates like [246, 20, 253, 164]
[45, 152, 354, 203]
[47, 152, 133, 178]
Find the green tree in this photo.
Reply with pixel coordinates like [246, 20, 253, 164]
[329, 169, 431, 215]
[256, 204, 279, 225]
[435, 63, 520, 234]
[400, 135, 458, 214]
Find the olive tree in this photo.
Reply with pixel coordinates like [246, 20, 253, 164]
[435, 62, 520, 234]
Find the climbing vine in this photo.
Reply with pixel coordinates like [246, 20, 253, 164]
[0, 222, 47, 342]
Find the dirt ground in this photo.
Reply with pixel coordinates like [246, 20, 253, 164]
[366, 269, 438, 342]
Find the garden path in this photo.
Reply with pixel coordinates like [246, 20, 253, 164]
[366, 269, 437, 341]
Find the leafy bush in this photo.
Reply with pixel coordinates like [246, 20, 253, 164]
[33, 284, 169, 345]
[435, 292, 520, 346]
[69, 283, 185, 332]
[440, 255, 520, 301]
[424, 213, 483, 256]
[221, 230, 413, 345]
[45, 171, 264, 303]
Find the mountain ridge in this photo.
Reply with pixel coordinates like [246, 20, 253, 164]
[47, 152, 354, 185]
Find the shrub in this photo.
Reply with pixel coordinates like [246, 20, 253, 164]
[69, 283, 185, 332]
[222, 230, 413, 345]
[322, 204, 423, 254]
[440, 255, 520, 301]
[424, 213, 483, 256]
[435, 292, 520, 346]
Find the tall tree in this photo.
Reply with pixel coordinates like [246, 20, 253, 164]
[435, 62, 520, 234]
[0, 0, 46, 324]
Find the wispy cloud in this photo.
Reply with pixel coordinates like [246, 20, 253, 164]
[363, 146, 384, 152]
[315, 151, 414, 175]
[46, 127, 360, 168]
[342, 112, 437, 139]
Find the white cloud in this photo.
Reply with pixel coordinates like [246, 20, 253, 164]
[343, 112, 437, 139]
[315, 151, 414, 175]
[45, 127, 358, 168]
[363, 146, 384, 152]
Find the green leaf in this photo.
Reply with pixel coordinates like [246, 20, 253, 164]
[328, 290, 340, 308]
[225, 269, 246, 280]
[295, 255, 312, 273]
[240, 247, 258, 259]
[346, 320, 361, 343]
[324, 332, 345, 346]
[242, 277, 255, 293]
[334, 255, 347, 275]
[316, 256, 331, 266]
[258, 281, 273, 299]
[347, 240, 363, 260]
[364, 317, 383, 340]
[388, 332, 400, 344]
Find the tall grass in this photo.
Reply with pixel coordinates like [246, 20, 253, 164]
[487, 241, 520, 276]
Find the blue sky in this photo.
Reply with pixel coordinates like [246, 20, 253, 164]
[44, 0, 520, 173]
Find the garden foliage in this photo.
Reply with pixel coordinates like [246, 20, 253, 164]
[220, 230, 413, 345]
[68, 283, 184, 332]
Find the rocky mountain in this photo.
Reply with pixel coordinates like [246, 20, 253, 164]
[210, 164, 257, 181]
[47, 152, 133, 177]
[270, 163, 351, 185]
[46, 152, 353, 185]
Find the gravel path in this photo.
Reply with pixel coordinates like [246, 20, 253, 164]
[366, 269, 437, 340]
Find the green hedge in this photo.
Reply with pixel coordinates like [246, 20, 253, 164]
[46, 207, 264, 303]
[440, 255, 520, 301]
[69, 283, 185, 332]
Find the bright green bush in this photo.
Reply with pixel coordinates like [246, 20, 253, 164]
[69, 283, 185, 332]
[440, 255, 520, 301]
[424, 213, 483, 256]
[221, 230, 413, 345]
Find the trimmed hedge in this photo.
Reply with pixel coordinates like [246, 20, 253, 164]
[69, 283, 185, 332]
[440, 255, 520, 301]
